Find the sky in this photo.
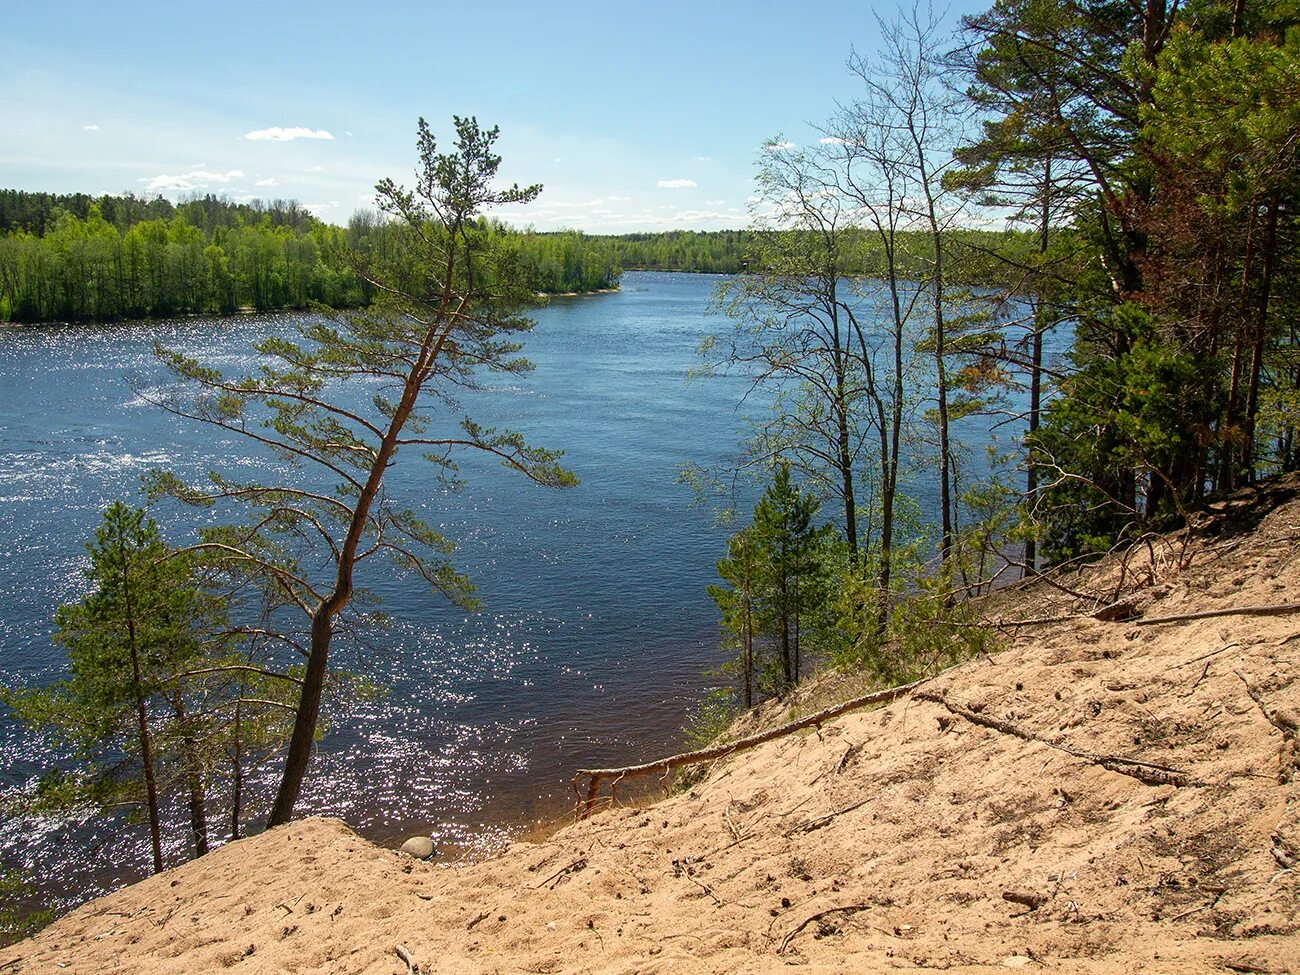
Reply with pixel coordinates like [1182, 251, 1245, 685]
[0, 0, 984, 232]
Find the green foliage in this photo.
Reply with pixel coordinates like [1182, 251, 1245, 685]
[0, 200, 368, 322]
[827, 544, 998, 685]
[683, 686, 741, 750]
[708, 465, 840, 704]
[961, 0, 1300, 558]
[0, 869, 53, 948]
[1032, 304, 1224, 563]
[1, 502, 302, 866]
[5, 504, 202, 776]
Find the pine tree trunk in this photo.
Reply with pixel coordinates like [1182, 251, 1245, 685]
[230, 695, 243, 841]
[171, 691, 209, 857]
[1243, 194, 1278, 481]
[118, 540, 163, 875]
[267, 294, 461, 827]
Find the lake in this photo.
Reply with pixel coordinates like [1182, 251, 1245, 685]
[0, 270, 1029, 911]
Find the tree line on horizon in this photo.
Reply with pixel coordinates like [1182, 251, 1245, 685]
[0, 187, 1049, 325]
[0, 190, 627, 322]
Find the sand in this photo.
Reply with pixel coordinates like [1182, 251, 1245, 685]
[6, 475, 1300, 974]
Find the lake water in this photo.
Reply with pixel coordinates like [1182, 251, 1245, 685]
[0, 270, 1033, 912]
[0, 272, 781, 909]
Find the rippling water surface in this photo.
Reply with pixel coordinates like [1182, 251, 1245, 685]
[1, 272, 772, 908]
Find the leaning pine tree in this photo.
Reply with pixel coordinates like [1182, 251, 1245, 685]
[149, 117, 576, 826]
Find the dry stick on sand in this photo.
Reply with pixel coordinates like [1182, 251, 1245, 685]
[916, 692, 1191, 787]
[785, 797, 873, 837]
[777, 905, 871, 955]
[534, 857, 588, 890]
[571, 676, 932, 819]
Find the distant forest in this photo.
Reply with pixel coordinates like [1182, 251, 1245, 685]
[0, 189, 1035, 323]
[0, 190, 617, 322]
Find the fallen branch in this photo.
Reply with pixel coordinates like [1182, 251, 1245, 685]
[534, 857, 587, 889]
[395, 944, 416, 975]
[981, 601, 1137, 629]
[571, 675, 932, 819]
[1135, 603, 1300, 627]
[917, 692, 1190, 787]
[777, 904, 870, 954]
[785, 797, 872, 836]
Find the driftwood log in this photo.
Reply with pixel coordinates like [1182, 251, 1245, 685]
[570, 676, 931, 819]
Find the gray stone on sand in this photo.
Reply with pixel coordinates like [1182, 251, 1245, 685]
[401, 836, 436, 860]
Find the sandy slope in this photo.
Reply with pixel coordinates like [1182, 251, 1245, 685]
[6, 477, 1300, 974]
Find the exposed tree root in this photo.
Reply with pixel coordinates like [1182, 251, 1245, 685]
[915, 692, 1190, 787]
[1135, 603, 1300, 626]
[1235, 670, 1298, 784]
[571, 676, 932, 819]
[985, 601, 1300, 630]
[982, 601, 1138, 629]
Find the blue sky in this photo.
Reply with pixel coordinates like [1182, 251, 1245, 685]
[1, 0, 983, 231]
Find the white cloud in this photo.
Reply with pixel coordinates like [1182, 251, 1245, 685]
[254, 177, 279, 187]
[762, 140, 797, 152]
[83, 124, 99, 131]
[705, 199, 726, 205]
[304, 201, 339, 217]
[305, 164, 325, 172]
[657, 178, 697, 189]
[139, 169, 245, 192]
[693, 155, 711, 161]
[243, 126, 334, 142]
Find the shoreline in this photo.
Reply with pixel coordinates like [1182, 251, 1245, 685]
[1, 289, 624, 329]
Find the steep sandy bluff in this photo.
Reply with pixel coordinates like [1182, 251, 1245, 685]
[7, 475, 1300, 975]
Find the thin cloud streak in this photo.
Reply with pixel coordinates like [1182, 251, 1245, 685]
[243, 127, 334, 142]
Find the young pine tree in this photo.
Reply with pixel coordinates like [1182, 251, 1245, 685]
[752, 463, 831, 688]
[3, 504, 211, 874]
